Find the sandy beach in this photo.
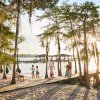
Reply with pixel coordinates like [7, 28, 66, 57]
[0, 83, 100, 100]
[0, 74, 100, 100]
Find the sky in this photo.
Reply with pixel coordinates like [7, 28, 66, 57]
[18, 0, 100, 55]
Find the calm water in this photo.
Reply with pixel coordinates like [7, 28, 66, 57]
[9, 57, 97, 79]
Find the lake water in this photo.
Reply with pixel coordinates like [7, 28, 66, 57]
[9, 57, 97, 79]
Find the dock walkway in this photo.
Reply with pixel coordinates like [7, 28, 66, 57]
[0, 71, 99, 93]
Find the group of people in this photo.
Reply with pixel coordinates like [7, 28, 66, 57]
[31, 58, 72, 79]
[31, 58, 55, 79]
[48, 58, 72, 79]
[31, 65, 39, 78]
[15, 58, 72, 80]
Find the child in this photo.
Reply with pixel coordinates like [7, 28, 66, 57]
[32, 65, 35, 78]
[36, 66, 39, 78]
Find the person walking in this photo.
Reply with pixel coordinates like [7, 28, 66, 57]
[48, 58, 55, 78]
[36, 66, 39, 78]
[65, 65, 70, 78]
[68, 58, 72, 77]
[32, 65, 35, 78]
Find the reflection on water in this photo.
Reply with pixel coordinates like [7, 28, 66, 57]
[9, 57, 97, 79]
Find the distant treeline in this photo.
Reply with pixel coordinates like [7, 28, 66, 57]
[18, 54, 72, 58]
[18, 54, 35, 58]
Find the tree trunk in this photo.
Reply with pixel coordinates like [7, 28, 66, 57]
[11, 0, 20, 84]
[57, 36, 62, 76]
[57, 57, 60, 76]
[73, 46, 77, 73]
[17, 48, 19, 69]
[76, 45, 82, 84]
[59, 58, 62, 76]
[84, 60, 86, 85]
[92, 25, 99, 87]
[0, 65, 2, 73]
[95, 46, 99, 87]
[3, 61, 7, 79]
[2, 29, 7, 79]
[70, 21, 77, 74]
[45, 42, 48, 78]
[83, 20, 90, 88]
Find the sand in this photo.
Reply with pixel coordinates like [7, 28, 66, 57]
[0, 74, 100, 100]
